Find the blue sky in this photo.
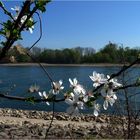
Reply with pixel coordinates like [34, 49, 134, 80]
[1, 1, 140, 51]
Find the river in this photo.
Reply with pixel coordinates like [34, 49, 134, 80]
[0, 65, 140, 115]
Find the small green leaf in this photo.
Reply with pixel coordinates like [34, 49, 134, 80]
[86, 100, 93, 108]
[26, 96, 35, 104]
[35, 0, 51, 13]
[136, 77, 140, 86]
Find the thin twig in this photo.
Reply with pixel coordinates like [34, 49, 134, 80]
[26, 52, 54, 83]
[0, 81, 138, 103]
[114, 83, 140, 91]
[25, 11, 54, 83]
[0, 1, 15, 21]
[0, 92, 65, 102]
[93, 58, 140, 93]
[128, 92, 140, 98]
[45, 95, 55, 139]
[28, 12, 42, 51]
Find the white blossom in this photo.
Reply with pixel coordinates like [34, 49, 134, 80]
[28, 84, 40, 93]
[83, 94, 89, 102]
[89, 71, 107, 87]
[11, 6, 20, 12]
[107, 75, 122, 88]
[20, 15, 34, 34]
[21, 15, 27, 24]
[101, 87, 116, 110]
[82, 91, 94, 102]
[29, 25, 34, 34]
[11, 6, 20, 20]
[93, 103, 100, 116]
[65, 92, 84, 115]
[69, 78, 86, 95]
[50, 80, 64, 95]
[38, 91, 50, 105]
[28, 18, 34, 34]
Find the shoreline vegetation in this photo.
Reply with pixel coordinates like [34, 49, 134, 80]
[1, 43, 140, 64]
[0, 108, 139, 139]
[0, 62, 140, 67]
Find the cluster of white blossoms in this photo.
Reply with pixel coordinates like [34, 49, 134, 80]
[38, 72, 122, 116]
[90, 72, 122, 110]
[11, 6, 34, 34]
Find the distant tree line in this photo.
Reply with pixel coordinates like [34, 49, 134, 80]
[0, 43, 140, 64]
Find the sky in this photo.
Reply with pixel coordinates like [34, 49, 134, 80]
[1, 0, 140, 51]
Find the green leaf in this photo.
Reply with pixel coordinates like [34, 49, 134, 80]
[86, 100, 93, 108]
[3, 20, 13, 29]
[26, 19, 35, 28]
[136, 77, 140, 86]
[35, 0, 51, 13]
[25, 96, 35, 104]
[0, 30, 5, 36]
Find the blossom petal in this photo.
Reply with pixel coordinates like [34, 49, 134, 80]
[93, 83, 100, 88]
[108, 97, 115, 106]
[43, 91, 48, 99]
[93, 71, 97, 77]
[103, 100, 108, 110]
[94, 109, 99, 116]
[60, 86, 64, 90]
[38, 92, 42, 97]
[113, 94, 117, 100]
[107, 75, 110, 79]
[69, 78, 73, 86]
[21, 15, 27, 24]
[73, 78, 77, 85]
[59, 80, 63, 86]
[11, 8, 15, 10]
[46, 102, 50, 105]
[101, 89, 107, 97]
[65, 98, 73, 105]
[70, 92, 74, 98]
[89, 76, 95, 81]
[29, 28, 33, 34]
[83, 95, 88, 102]
[77, 101, 84, 109]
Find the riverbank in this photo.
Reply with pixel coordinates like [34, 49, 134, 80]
[0, 62, 140, 67]
[0, 108, 139, 139]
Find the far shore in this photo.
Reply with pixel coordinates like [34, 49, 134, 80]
[0, 63, 140, 67]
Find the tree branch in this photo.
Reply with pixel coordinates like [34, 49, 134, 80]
[0, 0, 32, 60]
[0, 93, 65, 102]
[0, 1, 15, 21]
[114, 83, 140, 92]
[93, 58, 140, 93]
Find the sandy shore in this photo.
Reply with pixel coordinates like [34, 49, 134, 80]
[0, 62, 140, 67]
[0, 108, 139, 139]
